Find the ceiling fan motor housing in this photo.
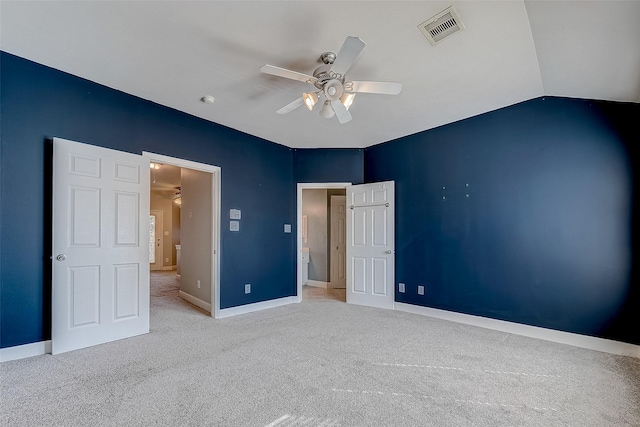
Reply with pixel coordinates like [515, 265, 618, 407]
[320, 51, 336, 64]
[312, 64, 344, 90]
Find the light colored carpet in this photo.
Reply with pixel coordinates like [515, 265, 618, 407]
[1, 271, 639, 426]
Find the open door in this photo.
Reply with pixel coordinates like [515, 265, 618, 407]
[52, 138, 150, 354]
[346, 181, 395, 309]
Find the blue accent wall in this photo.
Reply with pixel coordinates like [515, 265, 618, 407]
[365, 97, 640, 344]
[0, 52, 296, 348]
[294, 148, 364, 184]
[2, 50, 638, 350]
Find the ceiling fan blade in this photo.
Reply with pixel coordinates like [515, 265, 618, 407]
[345, 81, 402, 95]
[260, 65, 318, 84]
[330, 36, 366, 78]
[331, 100, 352, 124]
[276, 97, 304, 114]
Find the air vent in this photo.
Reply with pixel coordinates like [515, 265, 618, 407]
[418, 6, 464, 46]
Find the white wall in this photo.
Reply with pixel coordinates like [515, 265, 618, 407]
[171, 201, 181, 264]
[180, 168, 212, 304]
[302, 189, 328, 282]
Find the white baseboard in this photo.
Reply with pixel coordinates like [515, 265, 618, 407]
[0, 340, 52, 363]
[179, 290, 212, 313]
[217, 296, 296, 319]
[306, 280, 329, 289]
[161, 265, 177, 271]
[394, 302, 640, 359]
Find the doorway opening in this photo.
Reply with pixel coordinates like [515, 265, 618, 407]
[297, 183, 350, 303]
[144, 152, 221, 318]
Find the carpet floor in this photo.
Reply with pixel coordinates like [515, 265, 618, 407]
[1, 271, 639, 426]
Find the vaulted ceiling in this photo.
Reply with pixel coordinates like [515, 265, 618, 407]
[2, 1, 639, 149]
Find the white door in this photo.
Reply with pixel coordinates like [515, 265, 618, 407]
[346, 181, 395, 309]
[330, 195, 347, 289]
[149, 210, 163, 271]
[52, 138, 150, 354]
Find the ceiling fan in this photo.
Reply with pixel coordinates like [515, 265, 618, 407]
[260, 36, 402, 124]
[155, 187, 182, 206]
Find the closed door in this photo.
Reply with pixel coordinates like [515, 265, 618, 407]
[52, 138, 150, 354]
[330, 195, 347, 289]
[346, 181, 395, 309]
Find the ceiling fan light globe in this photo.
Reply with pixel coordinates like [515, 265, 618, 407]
[302, 92, 318, 111]
[340, 93, 356, 110]
[319, 101, 335, 118]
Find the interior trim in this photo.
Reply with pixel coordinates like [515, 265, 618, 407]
[395, 302, 640, 359]
[0, 340, 52, 362]
[217, 296, 296, 319]
[179, 290, 212, 313]
[306, 280, 329, 289]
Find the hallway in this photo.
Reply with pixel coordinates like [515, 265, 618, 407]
[302, 285, 346, 303]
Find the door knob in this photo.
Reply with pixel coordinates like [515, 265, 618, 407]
[385, 250, 394, 254]
[56, 254, 67, 261]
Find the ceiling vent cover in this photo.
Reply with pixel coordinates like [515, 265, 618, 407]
[418, 6, 464, 45]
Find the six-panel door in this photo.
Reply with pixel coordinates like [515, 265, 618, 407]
[346, 181, 395, 309]
[52, 138, 150, 354]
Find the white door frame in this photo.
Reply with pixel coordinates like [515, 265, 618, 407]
[330, 195, 347, 289]
[296, 183, 351, 302]
[143, 152, 222, 318]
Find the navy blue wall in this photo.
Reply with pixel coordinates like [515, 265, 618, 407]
[294, 148, 364, 184]
[3, 50, 638, 349]
[0, 52, 296, 348]
[365, 97, 640, 344]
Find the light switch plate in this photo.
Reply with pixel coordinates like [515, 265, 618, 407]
[284, 224, 291, 233]
[230, 220, 239, 231]
[230, 209, 241, 220]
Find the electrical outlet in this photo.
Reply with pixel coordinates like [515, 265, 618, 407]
[165, 257, 169, 263]
[398, 283, 405, 293]
[245, 284, 251, 294]
[418, 285, 424, 295]
[197, 280, 201, 289]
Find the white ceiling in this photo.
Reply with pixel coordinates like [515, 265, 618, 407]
[150, 163, 181, 194]
[1, 1, 639, 149]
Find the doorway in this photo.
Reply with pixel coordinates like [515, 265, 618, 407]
[144, 152, 221, 318]
[51, 138, 221, 355]
[297, 183, 350, 302]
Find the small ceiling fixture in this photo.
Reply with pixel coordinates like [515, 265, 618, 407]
[149, 162, 161, 184]
[201, 95, 215, 104]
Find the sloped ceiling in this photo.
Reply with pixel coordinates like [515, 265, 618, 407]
[1, 1, 639, 149]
